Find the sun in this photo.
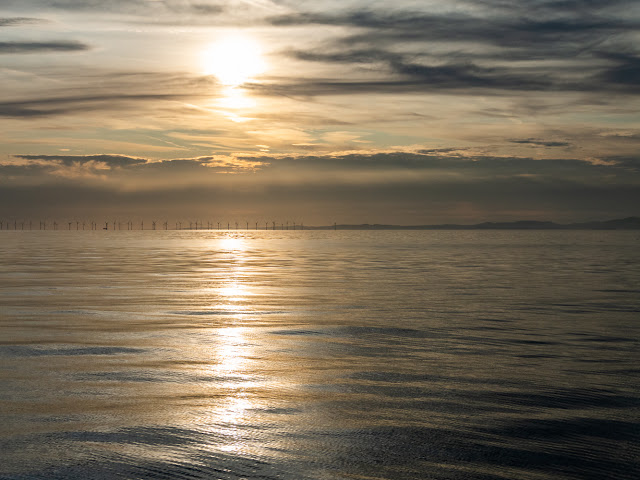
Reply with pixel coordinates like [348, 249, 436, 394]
[202, 33, 266, 87]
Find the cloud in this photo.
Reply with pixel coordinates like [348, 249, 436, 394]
[2, 149, 639, 222]
[269, 4, 640, 96]
[0, 17, 46, 26]
[287, 48, 551, 91]
[189, 3, 226, 15]
[596, 52, 640, 88]
[1, 0, 233, 18]
[0, 92, 193, 118]
[269, 8, 637, 46]
[6, 149, 639, 181]
[510, 139, 572, 147]
[0, 41, 90, 54]
[14, 154, 147, 167]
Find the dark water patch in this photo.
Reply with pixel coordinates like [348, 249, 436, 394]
[339, 326, 430, 338]
[339, 383, 433, 399]
[481, 418, 640, 442]
[580, 335, 637, 343]
[507, 338, 560, 345]
[323, 425, 640, 480]
[513, 302, 640, 315]
[58, 426, 206, 447]
[0, 345, 147, 358]
[595, 288, 640, 293]
[479, 388, 640, 411]
[270, 326, 432, 341]
[349, 371, 448, 383]
[1, 435, 294, 480]
[550, 302, 640, 313]
[517, 353, 561, 358]
[608, 368, 640, 375]
[348, 371, 521, 387]
[576, 357, 625, 363]
[78, 371, 172, 383]
[466, 325, 509, 332]
[269, 329, 328, 337]
[477, 318, 513, 323]
[327, 393, 520, 415]
[589, 303, 640, 313]
[453, 335, 560, 346]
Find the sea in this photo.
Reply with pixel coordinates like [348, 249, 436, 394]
[0, 230, 638, 480]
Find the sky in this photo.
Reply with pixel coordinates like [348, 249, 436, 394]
[1, 0, 639, 224]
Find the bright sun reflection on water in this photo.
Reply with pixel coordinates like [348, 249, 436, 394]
[199, 235, 259, 454]
[219, 236, 245, 251]
[218, 283, 250, 302]
[215, 327, 250, 378]
[207, 327, 256, 454]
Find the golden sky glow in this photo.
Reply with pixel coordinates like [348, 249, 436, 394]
[0, 1, 639, 223]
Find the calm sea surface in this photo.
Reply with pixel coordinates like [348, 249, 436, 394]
[0, 230, 638, 479]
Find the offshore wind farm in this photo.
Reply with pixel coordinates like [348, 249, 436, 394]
[1, 216, 639, 231]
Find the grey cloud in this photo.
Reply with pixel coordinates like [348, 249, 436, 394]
[15, 154, 147, 167]
[0, 92, 191, 118]
[3, 0, 227, 16]
[596, 53, 640, 88]
[0, 70, 218, 118]
[466, 0, 636, 14]
[2, 166, 639, 224]
[0, 41, 90, 54]
[8, 150, 636, 180]
[606, 156, 640, 172]
[249, 75, 549, 97]
[3, 150, 639, 223]
[11, 0, 169, 12]
[288, 49, 549, 92]
[270, 10, 636, 45]
[189, 4, 226, 15]
[271, 4, 639, 96]
[0, 17, 46, 26]
[235, 152, 638, 184]
[510, 139, 572, 147]
[0, 163, 50, 177]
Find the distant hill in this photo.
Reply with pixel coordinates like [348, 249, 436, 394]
[305, 217, 640, 230]
[569, 217, 640, 230]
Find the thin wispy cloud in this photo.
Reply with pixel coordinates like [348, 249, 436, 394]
[510, 139, 572, 147]
[0, 41, 90, 54]
[0, 17, 47, 26]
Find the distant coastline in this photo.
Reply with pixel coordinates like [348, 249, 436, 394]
[305, 217, 640, 230]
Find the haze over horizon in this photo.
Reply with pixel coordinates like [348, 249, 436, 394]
[1, 0, 639, 224]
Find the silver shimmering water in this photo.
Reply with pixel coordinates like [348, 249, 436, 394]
[1, 230, 638, 479]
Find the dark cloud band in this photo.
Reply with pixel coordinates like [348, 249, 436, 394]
[0, 41, 89, 54]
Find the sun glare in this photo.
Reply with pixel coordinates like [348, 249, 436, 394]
[202, 33, 266, 86]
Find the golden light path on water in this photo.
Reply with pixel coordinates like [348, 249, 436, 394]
[199, 235, 267, 456]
